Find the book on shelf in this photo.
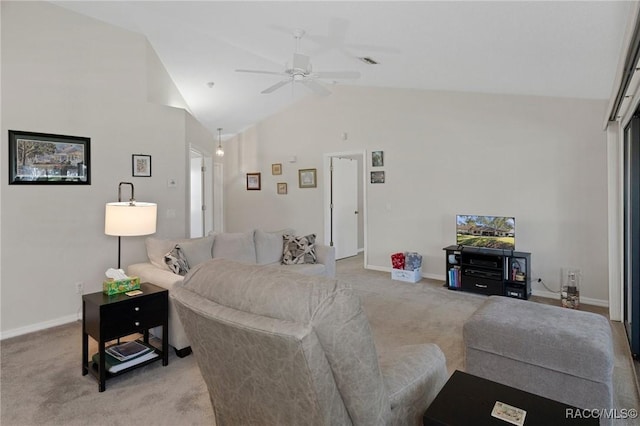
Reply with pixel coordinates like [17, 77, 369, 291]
[106, 340, 152, 361]
[93, 342, 159, 373]
[449, 267, 461, 288]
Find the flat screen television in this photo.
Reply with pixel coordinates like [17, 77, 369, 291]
[456, 215, 515, 250]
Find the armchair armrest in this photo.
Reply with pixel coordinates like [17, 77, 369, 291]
[315, 245, 336, 278]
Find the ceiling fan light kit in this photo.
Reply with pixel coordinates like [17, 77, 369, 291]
[236, 29, 361, 96]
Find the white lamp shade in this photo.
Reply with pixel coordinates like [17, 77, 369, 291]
[105, 202, 157, 236]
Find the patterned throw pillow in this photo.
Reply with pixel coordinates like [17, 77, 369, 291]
[282, 234, 317, 265]
[164, 245, 190, 276]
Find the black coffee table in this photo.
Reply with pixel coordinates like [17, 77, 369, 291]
[423, 370, 598, 425]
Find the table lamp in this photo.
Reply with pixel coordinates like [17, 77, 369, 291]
[105, 182, 157, 269]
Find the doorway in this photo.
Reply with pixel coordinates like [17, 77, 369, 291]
[323, 151, 366, 262]
[213, 163, 224, 233]
[189, 147, 213, 238]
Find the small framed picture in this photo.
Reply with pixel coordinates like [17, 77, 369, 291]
[298, 168, 317, 188]
[246, 172, 261, 190]
[272, 163, 282, 175]
[372, 151, 384, 167]
[371, 171, 385, 184]
[277, 182, 287, 195]
[132, 154, 152, 177]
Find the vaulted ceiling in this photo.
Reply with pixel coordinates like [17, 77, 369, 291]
[53, 1, 632, 137]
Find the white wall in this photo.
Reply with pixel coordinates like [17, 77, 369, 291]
[0, 1, 211, 337]
[224, 85, 610, 304]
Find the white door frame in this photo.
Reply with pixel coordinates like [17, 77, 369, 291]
[323, 150, 368, 267]
[213, 162, 224, 233]
[189, 145, 214, 237]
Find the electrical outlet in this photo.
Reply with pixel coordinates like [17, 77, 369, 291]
[75, 282, 83, 294]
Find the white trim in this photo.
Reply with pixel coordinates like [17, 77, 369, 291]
[531, 290, 609, 308]
[365, 264, 443, 281]
[604, 1, 640, 128]
[0, 314, 79, 340]
[607, 123, 624, 321]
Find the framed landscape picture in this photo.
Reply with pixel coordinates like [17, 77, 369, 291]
[132, 154, 152, 177]
[8, 130, 91, 185]
[298, 168, 317, 188]
[246, 172, 261, 190]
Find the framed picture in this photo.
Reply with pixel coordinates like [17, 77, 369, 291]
[298, 168, 317, 188]
[272, 163, 282, 175]
[8, 130, 91, 185]
[277, 182, 287, 195]
[246, 172, 261, 190]
[371, 171, 385, 184]
[372, 151, 384, 167]
[132, 154, 152, 177]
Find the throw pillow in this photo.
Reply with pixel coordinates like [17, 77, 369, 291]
[164, 245, 190, 276]
[282, 234, 317, 265]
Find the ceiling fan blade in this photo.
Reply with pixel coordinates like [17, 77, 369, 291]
[313, 71, 361, 79]
[261, 79, 290, 94]
[292, 53, 310, 71]
[301, 80, 331, 96]
[236, 69, 285, 76]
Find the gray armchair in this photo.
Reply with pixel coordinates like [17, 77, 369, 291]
[172, 258, 448, 425]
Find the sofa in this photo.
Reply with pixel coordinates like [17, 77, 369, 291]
[127, 229, 336, 355]
[173, 258, 448, 425]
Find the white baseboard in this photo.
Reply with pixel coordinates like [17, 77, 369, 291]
[365, 264, 444, 281]
[0, 314, 79, 341]
[531, 289, 609, 308]
[364, 264, 609, 307]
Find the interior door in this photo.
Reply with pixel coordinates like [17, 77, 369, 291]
[213, 163, 224, 233]
[190, 150, 204, 237]
[190, 149, 213, 238]
[332, 157, 358, 259]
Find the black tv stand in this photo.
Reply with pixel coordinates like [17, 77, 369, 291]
[443, 245, 531, 299]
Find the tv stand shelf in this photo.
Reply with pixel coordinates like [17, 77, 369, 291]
[443, 245, 531, 300]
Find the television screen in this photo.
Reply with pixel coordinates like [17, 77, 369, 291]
[456, 215, 515, 250]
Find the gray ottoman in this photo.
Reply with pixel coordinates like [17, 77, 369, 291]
[463, 296, 613, 416]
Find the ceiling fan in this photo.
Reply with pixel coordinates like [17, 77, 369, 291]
[236, 29, 361, 96]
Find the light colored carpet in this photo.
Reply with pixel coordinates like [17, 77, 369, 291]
[1, 255, 638, 425]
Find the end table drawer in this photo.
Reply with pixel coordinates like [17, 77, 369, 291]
[101, 294, 166, 339]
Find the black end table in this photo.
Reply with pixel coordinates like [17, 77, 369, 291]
[82, 282, 169, 391]
[423, 370, 599, 425]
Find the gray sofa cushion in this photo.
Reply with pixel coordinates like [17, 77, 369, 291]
[255, 229, 293, 265]
[178, 235, 214, 268]
[267, 263, 326, 276]
[212, 230, 256, 264]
